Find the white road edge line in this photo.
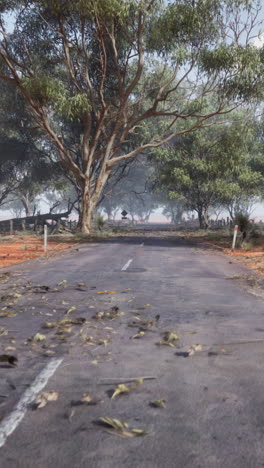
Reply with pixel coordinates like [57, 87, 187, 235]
[0, 358, 63, 448]
[121, 259, 133, 271]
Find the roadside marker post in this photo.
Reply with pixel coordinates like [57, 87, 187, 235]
[44, 225, 48, 255]
[231, 225, 238, 251]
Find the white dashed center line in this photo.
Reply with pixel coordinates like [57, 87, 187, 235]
[121, 259, 133, 271]
[0, 358, 63, 448]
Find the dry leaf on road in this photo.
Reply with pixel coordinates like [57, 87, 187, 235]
[96, 417, 146, 437]
[132, 331, 145, 339]
[96, 291, 117, 295]
[157, 331, 179, 347]
[150, 399, 166, 408]
[71, 393, 100, 406]
[0, 326, 8, 336]
[111, 379, 143, 399]
[188, 344, 203, 356]
[65, 306, 77, 315]
[35, 391, 59, 409]
[0, 310, 17, 317]
[93, 307, 123, 320]
[32, 333, 46, 343]
[128, 319, 153, 329]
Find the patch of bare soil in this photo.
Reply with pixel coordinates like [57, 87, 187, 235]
[224, 249, 264, 275]
[0, 236, 74, 268]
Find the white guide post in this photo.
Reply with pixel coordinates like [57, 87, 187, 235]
[44, 225, 48, 255]
[231, 225, 238, 251]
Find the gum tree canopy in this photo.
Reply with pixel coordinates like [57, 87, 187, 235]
[152, 119, 264, 228]
[0, 0, 263, 232]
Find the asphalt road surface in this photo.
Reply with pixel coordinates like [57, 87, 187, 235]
[1, 235, 264, 468]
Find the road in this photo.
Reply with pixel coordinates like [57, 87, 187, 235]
[0, 234, 264, 468]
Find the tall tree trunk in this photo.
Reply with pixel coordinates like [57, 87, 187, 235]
[80, 170, 110, 234]
[204, 208, 209, 230]
[198, 210, 205, 229]
[80, 186, 95, 234]
[21, 195, 31, 217]
[197, 207, 209, 229]
[80, 199, 95, 234]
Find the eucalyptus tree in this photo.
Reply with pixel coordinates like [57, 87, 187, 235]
[152, 121, 263, 228]
[0, 0, 263, 232]
[0, 76, 67, 215]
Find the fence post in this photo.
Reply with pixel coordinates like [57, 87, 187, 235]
[10, 220, 13, 235]
[231, 225, 238, 251]
[44, 225, 48, 255]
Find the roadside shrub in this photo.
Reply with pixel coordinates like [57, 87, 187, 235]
[234, 213, 251, 234]
[249, 226, 260, 239]
[94, 214, 105, 231]
[241, 241, 254, 252]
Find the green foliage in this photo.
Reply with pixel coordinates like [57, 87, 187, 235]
[152, 117, 264, 227]
[241, 241, 253, 251]
[38, 0, 135, 23]
[201, 45, 264, 100]
[234, 213, 251, 233]
[23, 75, 91, 120]
[0, 0, 263, 233]
[94, 213, 105, 231]
[149, 0, 221, 53]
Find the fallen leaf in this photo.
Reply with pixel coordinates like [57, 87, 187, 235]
[35, 391, 59, 408]
[111, 379, 142, 399]
[150, 399, 166, 408]
[188, 344, 203, 356]
[56, 325, 72, 334]
[65, 306, 77, 315]
[71, 393, 99, 406]
[98, 339, 110, 346]
[32, 333, 46, 343]
[157, 331, 179, 347]
[44, 317, 85, 329]
[97, 417, 146, 437]
[58, 280, 67, 286]
[132, 331, 145, 339]
[0, 272, 10, 283]
[111, 384, 131, 399]
[0, 326, 8, 336]
[128, 319, 153, 329]
[82, 393, 92, 403]
[0, 311, 17, 317]
[43, 349, 55, 357]
[96, 291, 117, 295]
[93, 307, 124, 321]
[1, 293, 21, 301]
